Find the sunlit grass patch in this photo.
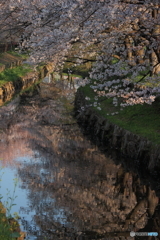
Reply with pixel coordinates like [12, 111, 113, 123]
[62, 72, 82, 78]
[7, 51, 29, 60]
[63, 61, 91, 78]
[0, 65, 32, 87]
[63, 42, 97, 78]
[80, 84, 160, 145]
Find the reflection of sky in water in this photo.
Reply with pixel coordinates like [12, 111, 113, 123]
[0, 162, 39, 239]
[0, 165, 26, 216]
[15, 153, 40, 164]
[53, 208, 68, 225]
[0, 154, 70, 239]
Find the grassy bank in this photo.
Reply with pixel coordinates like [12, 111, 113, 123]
[0, 65, 32, 87]
[80, 83, 160, 145]
[63, 61, 91, 78]
[6, 51, 29, 60]
[62, 42, 98, 77]
[62, 72, 82, 78]
[66, 52, 160, 145]
[0, 51, 32, 87]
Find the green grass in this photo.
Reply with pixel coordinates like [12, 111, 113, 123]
[132, 69, 149, 82]
[65, 51, 160, 145]
[80, 84, 160, 145]
[7, 51, 29, 60]
[63, 61, 91, 78]
[62, 41, 98, 78]
[0, 211, 20, 240]
[118, 62, 160, 88]
[36, 62, 46, 69]
[62, 72, 82, 78]
[0, 65, 32, 87]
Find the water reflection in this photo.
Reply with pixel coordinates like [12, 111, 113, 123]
[0, 79, 160, 239]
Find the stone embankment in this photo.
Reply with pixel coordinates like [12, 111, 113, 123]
[74, 88, 160, 196]
[0, 55, 54, 239]
[0, 56, 51, 106]
[0, 52, 23, 72]
[0, 72, 38, 105]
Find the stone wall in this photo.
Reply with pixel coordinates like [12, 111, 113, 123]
[0, 53, 23, 72]
[0, 67, 48, 106]
[0, 61, 22, 73]
[74, 88, 160, 196]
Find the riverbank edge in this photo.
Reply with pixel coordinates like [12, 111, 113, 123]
[0, 54, 53, 239]
[0, 52, 23, 73]
[0, 202, 26, 240]
[0, 58, 51, 106]
[74, 88, 160, 196]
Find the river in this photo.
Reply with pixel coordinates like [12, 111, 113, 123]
[0, 77, 159, 240]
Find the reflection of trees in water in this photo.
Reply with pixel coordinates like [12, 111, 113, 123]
[17, 123, 160, 239]
[0, 82, 159, 239]
[0, 129, 33, 165]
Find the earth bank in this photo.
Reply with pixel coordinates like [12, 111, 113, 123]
[74, 88, 160, 197]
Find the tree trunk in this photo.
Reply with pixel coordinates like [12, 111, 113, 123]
[125, 36, 135, 66]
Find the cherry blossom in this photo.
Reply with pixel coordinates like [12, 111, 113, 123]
[0, 0, 159, 108]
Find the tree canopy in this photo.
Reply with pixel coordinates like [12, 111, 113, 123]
[0, 0, 159, 107]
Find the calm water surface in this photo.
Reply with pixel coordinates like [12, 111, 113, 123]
[0, 78, 160, 240]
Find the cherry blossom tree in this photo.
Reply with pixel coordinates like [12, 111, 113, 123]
[0, 0, 159, 108]
[86, 0, 160, 110]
